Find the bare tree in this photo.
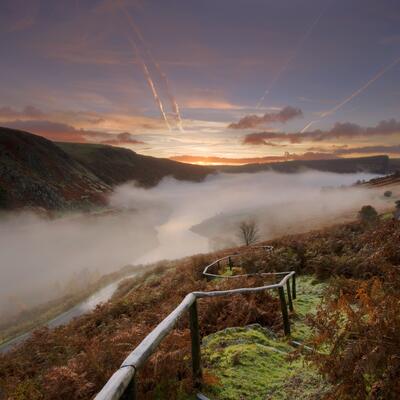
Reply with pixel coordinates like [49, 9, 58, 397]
[237, 220, 259, 246]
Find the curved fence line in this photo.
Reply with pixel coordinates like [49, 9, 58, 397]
[202, 245, 274, 280]
[95, 246, 296, 400]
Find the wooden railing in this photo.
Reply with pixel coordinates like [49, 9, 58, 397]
[95, 247, 296, 400]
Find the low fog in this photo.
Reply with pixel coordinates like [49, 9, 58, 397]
[0, 170, 389, 321]
[111, 170, 386, 260]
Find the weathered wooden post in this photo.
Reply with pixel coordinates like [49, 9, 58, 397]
[228, 256, 233, 271]
[189, 300, 202, 388]
[278, 286, 291, 336]
[286, 280, 294, 312]
[292, 273, 296, 299]
[121, 374, 137, 400]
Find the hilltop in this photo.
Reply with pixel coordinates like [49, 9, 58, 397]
[0, 128, 213, 210]
[0, 127, 110, 210]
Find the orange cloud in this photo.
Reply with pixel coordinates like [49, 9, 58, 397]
[101, 132, 145, 145]
[170, 151, 338, 166]
[183, 99, 245, 110]
[1, 120, 145, 146]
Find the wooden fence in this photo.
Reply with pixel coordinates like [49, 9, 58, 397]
[95, 247, 296, 400]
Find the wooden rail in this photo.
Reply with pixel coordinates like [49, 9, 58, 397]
[95, 247, 296, 400]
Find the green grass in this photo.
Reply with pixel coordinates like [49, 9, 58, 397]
[381, 211, 394, 220]
[199, 276, 329, 400]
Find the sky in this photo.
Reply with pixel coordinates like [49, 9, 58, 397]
[0, 0, 400, 164]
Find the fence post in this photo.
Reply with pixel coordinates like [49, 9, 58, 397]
[278, 286, 291, 336]
[121, 373, 137, 400]
[228, 257, 233, 271]
[286, 280, 294, 312]
[189, 300, 202, 388]
[292, 273, 296, 299]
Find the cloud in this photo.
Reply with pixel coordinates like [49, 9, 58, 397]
[1, 120, 144, 145]
[0, 105, 165, 133]
[100, 132, 145, 145]
[7, 16, 35, 32]
[243, 131, 302, 145]
[183, 99, 246, 110]
[170, 151, 339, 166]
[0, 105, 44, 119]
[242, 118, 400, 145]
[228, 106, 303, 129]
[0, 1, 38, 33]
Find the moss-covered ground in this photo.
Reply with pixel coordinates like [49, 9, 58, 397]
[200, 276, 329, 400]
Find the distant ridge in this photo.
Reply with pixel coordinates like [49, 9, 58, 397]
[217, 155, 391, 175]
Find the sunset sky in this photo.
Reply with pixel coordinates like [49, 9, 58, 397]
[1, 0, 400, 164]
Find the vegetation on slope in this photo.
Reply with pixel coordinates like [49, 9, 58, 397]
[202, 277, 328, 400]
[0, 217, 400, 399]
[0, 253, 281, 399]
[0, 264, 146, 348]
[305, 224, 400, 399]
[0, 128, 110, 210]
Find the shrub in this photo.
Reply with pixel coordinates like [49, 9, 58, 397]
[0, 185, 7, 208]
[384, 190, 392, 198]
[358, 205, 378, 224]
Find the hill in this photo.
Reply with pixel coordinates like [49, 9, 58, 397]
[218, 155, 390, 174]
[0, 128, 213, 210]
[0, 127, 111, 210]
[362, 171, 400, 188]
[388, 157, 400, 172]
[56, 142, 214, 188]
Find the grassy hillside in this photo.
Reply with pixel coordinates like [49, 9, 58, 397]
[57, 142, 214, 188]
[1, 216, 400, 399]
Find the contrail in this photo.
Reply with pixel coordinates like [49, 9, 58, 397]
[320, 56, 400, 118]
[300, 120, 316, 133]
[301, 56, 400, 132]
[256, 0, 331, 109]
[116, 0, 184, 131]
[114, 0, 171, 131]
[148, 56, 184, 132]
[127, 35, 171, 131]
